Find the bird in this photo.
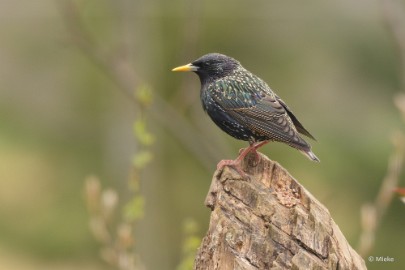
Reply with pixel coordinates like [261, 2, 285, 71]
[172, 53, 319, 173]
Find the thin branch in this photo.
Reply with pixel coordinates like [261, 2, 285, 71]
[357, 133, 405, 256]
[375, 134, 405, 217]
[59, 0, 227, 171]
[357, 0, 405, 257]
[173, 0, 234, 158]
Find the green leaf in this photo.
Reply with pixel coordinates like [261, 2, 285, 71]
[132, 150, 153, 169]
[135, 84, 153, 106]
[124, 196, 145, 221]
[133, 119, 155, 146]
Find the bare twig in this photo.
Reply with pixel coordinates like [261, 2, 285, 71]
[357, 0, 405, 257]
[172, 0, 233, 158]
[58, 2, 230, 269]
[358, 132, 405, 256]
[58, 0, 228, 171]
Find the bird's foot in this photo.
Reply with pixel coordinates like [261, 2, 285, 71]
[217, 142, 269, 178]
[216, 159, 248, 178]
[248, 151, 261, 167]
[238, 147, 260, 165]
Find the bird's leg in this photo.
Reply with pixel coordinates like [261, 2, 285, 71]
[244, 140, 269, 165]
[216, 140, 271, 177]
[234, 143, 258, 163]
[216, 142, 261, 177]
[252, 140, 269, 151]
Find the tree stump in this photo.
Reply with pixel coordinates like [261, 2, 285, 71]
[194, 152, 366, 270]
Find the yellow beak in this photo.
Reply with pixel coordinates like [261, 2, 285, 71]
[172, 63, 198, 72]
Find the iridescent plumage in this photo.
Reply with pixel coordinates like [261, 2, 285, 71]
[173, 53, 319, 166]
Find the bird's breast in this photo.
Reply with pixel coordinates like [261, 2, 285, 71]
[200, 86, 254, 141]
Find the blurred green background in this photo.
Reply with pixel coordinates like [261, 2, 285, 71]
[0, 0, 404, 269]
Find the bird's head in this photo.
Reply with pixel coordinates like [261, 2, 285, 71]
[172, 53, 240, 83]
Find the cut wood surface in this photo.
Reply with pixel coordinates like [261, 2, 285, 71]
[194, 152, 366, 270]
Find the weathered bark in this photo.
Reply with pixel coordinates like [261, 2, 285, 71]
[194, 152, 366, 270]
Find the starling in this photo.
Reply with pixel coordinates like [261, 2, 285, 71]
[172, 53, 319, 172]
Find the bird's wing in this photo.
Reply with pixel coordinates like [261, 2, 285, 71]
[210, 77, 313, 148]
[275, 96, 316, 140]
[228, 97, 310, 148]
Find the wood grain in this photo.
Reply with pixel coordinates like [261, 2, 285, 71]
[194, 152, 366, 270]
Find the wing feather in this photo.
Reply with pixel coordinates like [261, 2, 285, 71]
[210, 75, 313, 149]
[276, 96, 316, 140]
[228, 98, 310, 149]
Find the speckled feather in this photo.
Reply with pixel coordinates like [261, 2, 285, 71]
[175, 53, 319, 161]
[200, 61, 314, 152]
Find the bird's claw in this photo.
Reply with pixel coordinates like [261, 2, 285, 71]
[217, 159, 249, 179]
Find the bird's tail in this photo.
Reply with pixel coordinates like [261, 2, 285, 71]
[300, 149, 320, 162]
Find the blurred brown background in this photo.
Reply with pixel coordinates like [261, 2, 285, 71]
[0, 0, 404, 269]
